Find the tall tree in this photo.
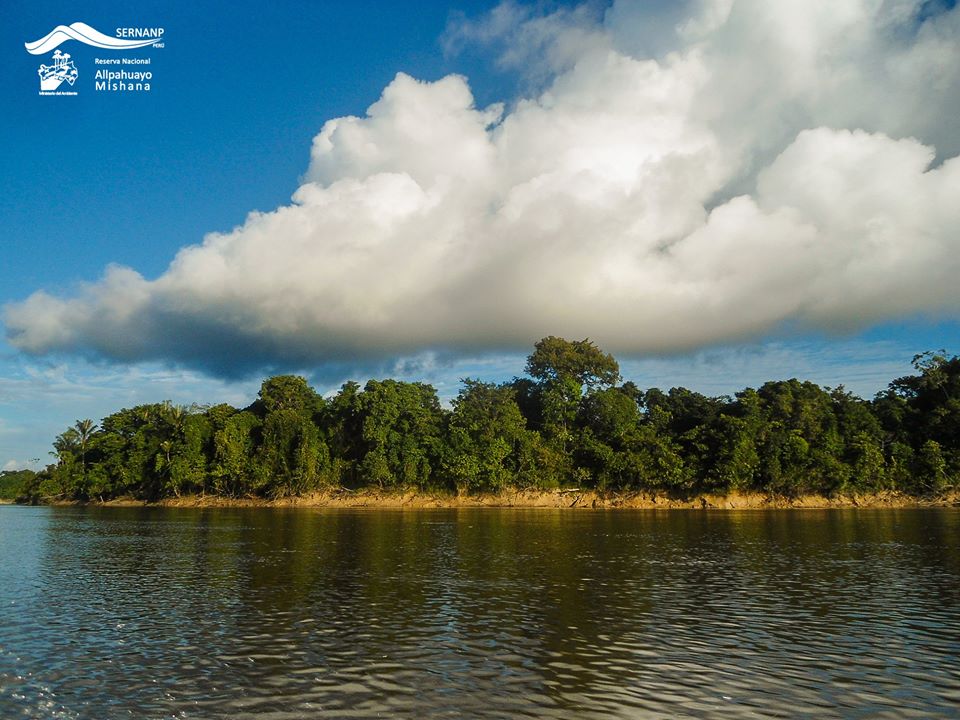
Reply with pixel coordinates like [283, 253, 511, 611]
[525, 336, 620, 390]
[357, 380, 444, 488]
[524, 337, 620, 457]
[444, 380, 530, 492]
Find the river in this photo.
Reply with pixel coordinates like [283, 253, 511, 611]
[0, 506, 957, 718]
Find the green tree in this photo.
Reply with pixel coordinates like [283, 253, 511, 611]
[213, 411, 261, 496]
[633, 423, 690, 491]
[323, 381, 365, 485]
[704, 414, 760, 491]
[752, 380, 846, 494]
[257, 408, 329, 496]
[74, 419, 96, 486]
[443, 380, 530, 491]
[574, 387, 642, 488]
[357, 380, 444, 488]
[248, 376, 330, 496]
[847, 431, 886, 492]
[525, 336, 620, 389]
[255, 375, 323, 416]
[888, 352, 960, 481]
[523, 337, 620, 462]
[29, 342, 960, 503]
[917, 439, 949, 493]
[0, 469, 36, 501]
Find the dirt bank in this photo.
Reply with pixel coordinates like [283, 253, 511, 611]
[53, 488, 960, 510]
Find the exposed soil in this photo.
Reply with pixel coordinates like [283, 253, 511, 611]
[53, 488, 960, 510]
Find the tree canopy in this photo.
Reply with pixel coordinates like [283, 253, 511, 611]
[18, 338, 959, 503]
[525, 336, 620, 390]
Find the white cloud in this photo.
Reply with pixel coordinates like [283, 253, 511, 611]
[4, 0, 960, 374]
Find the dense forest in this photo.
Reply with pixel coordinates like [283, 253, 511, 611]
[14, 337, 960, 502]
[0, 469, 34, 501]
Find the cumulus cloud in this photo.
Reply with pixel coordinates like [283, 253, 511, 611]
[5, 0, 960, 375]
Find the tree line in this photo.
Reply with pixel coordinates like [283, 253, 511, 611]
[17, 337, 960, 502]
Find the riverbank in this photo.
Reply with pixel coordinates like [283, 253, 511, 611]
[40, 488, 960, 509]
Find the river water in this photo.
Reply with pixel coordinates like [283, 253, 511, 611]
[0, 505, 957, 718]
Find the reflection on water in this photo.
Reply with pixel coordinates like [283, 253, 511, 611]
[0, 506, 958, 718]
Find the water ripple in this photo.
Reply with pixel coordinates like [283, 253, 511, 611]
[0, 506, 958, 718]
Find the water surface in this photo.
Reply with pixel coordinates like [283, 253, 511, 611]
[1, 506, 958, 718]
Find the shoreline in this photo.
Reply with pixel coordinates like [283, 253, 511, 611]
[37, 488, 960, 510]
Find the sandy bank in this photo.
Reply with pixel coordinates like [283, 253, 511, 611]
[52, 488, 960, 510]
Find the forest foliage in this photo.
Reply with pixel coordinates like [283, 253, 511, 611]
[18, 339, 960, 502]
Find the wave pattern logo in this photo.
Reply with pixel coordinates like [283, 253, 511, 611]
[38, 50, 78, 90]
[25, 22, 157, 55]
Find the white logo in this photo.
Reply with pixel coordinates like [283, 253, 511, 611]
[38, 49, 78, 91]
[25, 22, 161, 55]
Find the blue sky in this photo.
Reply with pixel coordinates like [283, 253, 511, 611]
[2, 0, 507, 297]
[2, 0, 959, 469]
